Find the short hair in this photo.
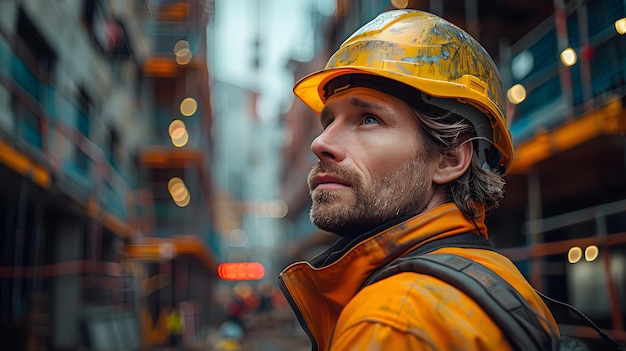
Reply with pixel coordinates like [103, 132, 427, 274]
[413, 110, 506, 218]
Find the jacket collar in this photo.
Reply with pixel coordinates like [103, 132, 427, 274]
[308, 212, 414, 269]
[279, 203, 487, 349]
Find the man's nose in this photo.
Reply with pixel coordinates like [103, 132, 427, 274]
[311, 123, 346, 163]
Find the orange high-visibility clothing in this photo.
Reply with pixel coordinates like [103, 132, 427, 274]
[279, 203, 558, 351]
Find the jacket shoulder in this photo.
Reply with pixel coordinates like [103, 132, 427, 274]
[333, 267, 512, 350]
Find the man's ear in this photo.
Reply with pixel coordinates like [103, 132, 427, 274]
[432, 141, 473, 184]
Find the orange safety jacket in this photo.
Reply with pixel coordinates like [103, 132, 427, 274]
[278, 203, 559, 351]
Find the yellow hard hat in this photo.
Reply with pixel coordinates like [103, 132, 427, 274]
[294, 9, 514, 174]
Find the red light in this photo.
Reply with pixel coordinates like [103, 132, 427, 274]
[218, 262, 265, 281]
[582, 45, 594, 60]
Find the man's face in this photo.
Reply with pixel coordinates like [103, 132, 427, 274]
[307, 86, 437, 238]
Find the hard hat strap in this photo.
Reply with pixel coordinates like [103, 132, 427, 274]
[417, 92, 502, 173]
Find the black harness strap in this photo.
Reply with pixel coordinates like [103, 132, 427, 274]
[366, 253, 555, 351]
[362, 232, 495, 287]
[361, 233, 624, 351]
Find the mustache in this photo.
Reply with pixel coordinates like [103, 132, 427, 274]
[307, 162, 362, 189]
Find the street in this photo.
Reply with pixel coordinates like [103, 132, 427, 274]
[240, 328, 310, 351]
[185, 312, 310, 351]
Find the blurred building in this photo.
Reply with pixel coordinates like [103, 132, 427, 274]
[0, 0, 219, 350]
[280, 0, 626, 346]
[207, 0, 335, 286]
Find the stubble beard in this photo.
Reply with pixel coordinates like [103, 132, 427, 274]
[307, 154, 432, 239]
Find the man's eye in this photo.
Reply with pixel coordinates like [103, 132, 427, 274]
[363, 115, 379, 125]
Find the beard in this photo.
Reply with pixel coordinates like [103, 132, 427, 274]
[307, 153, 432, 239]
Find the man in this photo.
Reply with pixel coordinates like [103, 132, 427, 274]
[278, 9, 560, 351]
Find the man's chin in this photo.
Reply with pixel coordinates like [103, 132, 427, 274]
[311, 204, 344, 231]
[310, 208, 372, 238]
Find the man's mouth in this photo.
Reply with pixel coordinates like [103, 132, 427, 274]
[309, 174, 351, 191]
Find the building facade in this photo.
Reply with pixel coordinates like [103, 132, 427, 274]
[0, 0, 219, 350]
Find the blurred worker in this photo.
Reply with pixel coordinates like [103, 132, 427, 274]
[165, 305, 184, 349]
[278, 9, 560, 351]
[223, 293, 246, 333]
[215, 289, 248, 351]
